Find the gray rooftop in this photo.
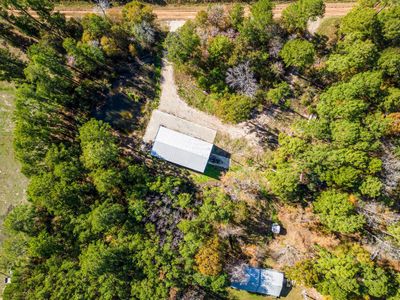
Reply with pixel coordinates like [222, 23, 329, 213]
[151, 126, 214, 173]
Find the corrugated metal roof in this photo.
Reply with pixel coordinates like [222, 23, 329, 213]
[258, 269, 284, 296]
[231, 267, 284, 297]
[151, 126, 213, 173]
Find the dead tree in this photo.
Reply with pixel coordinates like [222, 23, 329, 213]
[94, 0, 110, 17]
[226, 61, 258, 98]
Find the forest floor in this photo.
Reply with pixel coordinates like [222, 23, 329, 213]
[53, 2, 355, 20]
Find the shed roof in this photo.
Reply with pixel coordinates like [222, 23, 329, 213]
[151, 126, 213, 173]
[231, 267, 284, 297]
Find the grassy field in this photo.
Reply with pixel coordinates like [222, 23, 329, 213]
[0, 82, 28, 244]
[0, 82, 28, 296]
[0, 82, 27, 222]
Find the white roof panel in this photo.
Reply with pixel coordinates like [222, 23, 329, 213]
[258, 269, 284, 297]
[151, 126, 213, 172]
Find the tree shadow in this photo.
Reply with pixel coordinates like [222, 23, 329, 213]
[93, 55, 161, 135]
[239, 199, 275, 245]
[203, 164, 225, 180]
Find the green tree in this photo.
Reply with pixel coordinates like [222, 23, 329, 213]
[79, 119, 118, 170]
[377, 5, 400, 45]
[339, 7, 378, 39]
[122, 1, 155, 34]
[122, 1, 155, 25]
[165, 21, 200, 64]
[280, 39, 316, 69]
[285, 260, 319, 287]
[81, 13, 111, 42]
[3, 205, 42, 236]
[90, 201, 126, 234]
[80, 241, 129, 277]
[382, 87, 400, 112]
[216, 93, 255, 123]
[91, 168, 122, 195]
[313, 244, 396, 300]
[359, 176, 382, 197]
[326, 38, 377, 77]
[387, 221, 400, 247]
[0, 0, 67, 40]
[267, 82, 291, 107]
[25, 41, 75, 105]
[282, 0, 325, 32]
[207, 35, 234, 64]
[229, 4, 244, 30]
[250, 0, 274, 30]
[27, 172, 84, 214]
[363, 265, 391, 297]
[315, 246, 363, 299]
[28, 231, 61, 258]
[63, 38, 105, 74]
[313, 190, 365, 233]
[378, 47, 400, 78]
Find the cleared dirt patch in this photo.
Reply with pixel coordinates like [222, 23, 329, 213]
[266, 205, 340, 270]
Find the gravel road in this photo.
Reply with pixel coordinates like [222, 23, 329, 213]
[53, 2, 355, 20]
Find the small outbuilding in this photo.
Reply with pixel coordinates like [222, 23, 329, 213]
[231, 267, 284, 297]
[271, 223, 281, 235]
[151, 126, 214, 173]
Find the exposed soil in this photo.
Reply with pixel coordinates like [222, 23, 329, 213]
[266, 205, 340, 270]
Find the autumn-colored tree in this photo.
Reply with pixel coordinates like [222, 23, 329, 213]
[388, 113, 400, 135]
[195, 237, 223, 276]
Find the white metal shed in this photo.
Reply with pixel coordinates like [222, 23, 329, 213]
[151, 126, 214, 173]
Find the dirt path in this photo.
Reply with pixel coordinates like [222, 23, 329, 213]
[157, 20, 257, 144]
[54, 2, 355, 20]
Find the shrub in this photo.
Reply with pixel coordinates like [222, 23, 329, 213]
[216, 93, 255, 123]
[266, 82, 291, 107]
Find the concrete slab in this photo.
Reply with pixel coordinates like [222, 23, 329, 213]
[143, 109, 217, 144]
